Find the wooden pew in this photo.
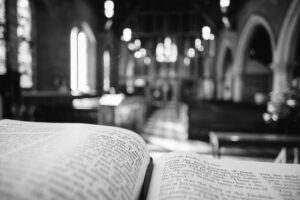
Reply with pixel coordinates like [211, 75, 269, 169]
[209, 131, 300, 162]
[188, 100, 281, 140]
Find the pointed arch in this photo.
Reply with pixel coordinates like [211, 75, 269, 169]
[215, 30, 237, 99]
[272, 0, 300, 94]
[232, 14, 275, 102]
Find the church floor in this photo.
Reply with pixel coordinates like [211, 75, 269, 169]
[143, 102, 188, 140]
[141, 102, 212, 159]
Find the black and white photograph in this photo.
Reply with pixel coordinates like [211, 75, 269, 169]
[0, 0, 300, 199]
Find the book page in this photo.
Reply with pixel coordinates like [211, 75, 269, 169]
[0, 120, 150, 200]
[147, 151, 300, 200]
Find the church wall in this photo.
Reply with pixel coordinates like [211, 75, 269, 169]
[34, 0, 98, 91]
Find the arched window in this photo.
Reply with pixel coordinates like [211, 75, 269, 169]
[103, 50, 110, 92]
[17, 0, 33, 88]
[0, 0, 6, 75]
[70, 22, 96, 94]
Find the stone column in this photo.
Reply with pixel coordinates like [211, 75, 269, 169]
[233, 73, 243, 102]
[271, 61, 293, 97]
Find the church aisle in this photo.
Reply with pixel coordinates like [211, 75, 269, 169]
[143, 102, 188, 140]
[142, 102, 211, 159]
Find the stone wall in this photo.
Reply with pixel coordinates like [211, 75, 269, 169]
[34, 0, 98, 91]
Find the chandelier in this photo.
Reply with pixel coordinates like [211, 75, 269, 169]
[155, 37, 178, 63]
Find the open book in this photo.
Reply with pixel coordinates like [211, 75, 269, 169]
[0, 120, 299, 200]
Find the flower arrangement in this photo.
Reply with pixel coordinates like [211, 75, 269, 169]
[263, 80, 300, 133]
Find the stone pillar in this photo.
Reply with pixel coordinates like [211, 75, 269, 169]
[216, 78, 224, 99]
[233, 73, 243, 102]
[273, 71, 290, 96]
[271, 61, 294, 96]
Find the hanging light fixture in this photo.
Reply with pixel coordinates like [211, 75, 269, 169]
[220, 0, 230, 8]
[155, 37, 178, 63]
[121, 28, 132, 42]
[104, 0, 114, 18]
[202, 26, 211, 40]
[187, 48, 195, 58]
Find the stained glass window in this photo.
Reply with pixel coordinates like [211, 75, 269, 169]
[0, 0, 6, 75]
[17, 0, 32, 88]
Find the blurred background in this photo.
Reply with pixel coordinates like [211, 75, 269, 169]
[0, 0, 300, 162]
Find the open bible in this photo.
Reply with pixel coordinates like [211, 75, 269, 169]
[0, 120, 300, 200]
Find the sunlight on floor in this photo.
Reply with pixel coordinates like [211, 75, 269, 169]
[142, 102, 211, 159]
[143, 103, 188, 140]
